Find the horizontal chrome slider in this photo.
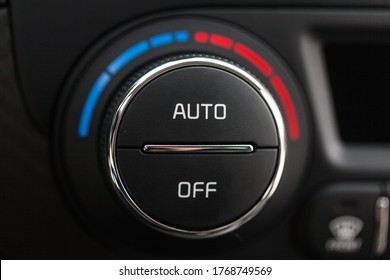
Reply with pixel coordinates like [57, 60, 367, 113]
[143, 144, 254, 154]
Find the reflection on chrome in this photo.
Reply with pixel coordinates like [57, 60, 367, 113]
[143, 144, 254, 154]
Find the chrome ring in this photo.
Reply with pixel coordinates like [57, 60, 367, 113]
[107, 56, 287, 238]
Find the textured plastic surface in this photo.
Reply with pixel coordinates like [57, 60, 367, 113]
[3, 3, 390, 259]
[11, 0, 390, 131]
[0, 10, 111, 259]
[302, 183, 381, 259]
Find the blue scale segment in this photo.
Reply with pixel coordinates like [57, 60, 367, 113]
[78, 30, 190, 138]
[78, 72, 111, 138]
[150, 33, 174, 48]
[175, 31, 189, 42]
[107, 41, 149, 75]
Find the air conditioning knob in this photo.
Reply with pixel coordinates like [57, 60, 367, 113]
[103, 55, 286, 238]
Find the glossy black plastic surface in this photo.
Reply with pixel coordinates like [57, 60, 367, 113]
[117, 66, 278, 147]
[117, 149, 277, 230]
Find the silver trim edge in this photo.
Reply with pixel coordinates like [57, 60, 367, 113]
[373, 196, 389, 256]
[107, 57, 287, 239]
[143, 144, 254, 154]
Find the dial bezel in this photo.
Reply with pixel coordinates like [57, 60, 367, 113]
[107, 56, 287, 238]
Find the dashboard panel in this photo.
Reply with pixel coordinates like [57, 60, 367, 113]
[1, 0, 390, 259]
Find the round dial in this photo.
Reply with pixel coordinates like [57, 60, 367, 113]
[55, 17, 310, 245]
[104, 56, 286, 237]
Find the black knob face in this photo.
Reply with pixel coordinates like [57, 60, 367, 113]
[106, 56, 286, 237]
[55, 18, 310, 242]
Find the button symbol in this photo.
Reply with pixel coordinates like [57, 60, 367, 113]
[178, 181, 217, 198]
[325, 216, 363, 253]
[173, 103, 227, 120]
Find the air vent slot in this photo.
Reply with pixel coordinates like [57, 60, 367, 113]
[325, 43, 390, 144]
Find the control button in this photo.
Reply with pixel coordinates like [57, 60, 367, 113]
[107, 56, 286, 238]
[117, 65, 278, 148]
[303, 182, 381, 259]
[116, 149, 277, 230]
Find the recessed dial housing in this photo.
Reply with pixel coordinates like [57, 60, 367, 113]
[106, 56, 286, 238]
[57, 17, 310, 246]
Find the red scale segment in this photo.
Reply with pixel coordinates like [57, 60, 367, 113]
[210, 34, 233, 49]
[233, 43, 273, 77]
[194, 32, 209, 43]
[271, 76, 300, 141]
[193, 31, 300, 141]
